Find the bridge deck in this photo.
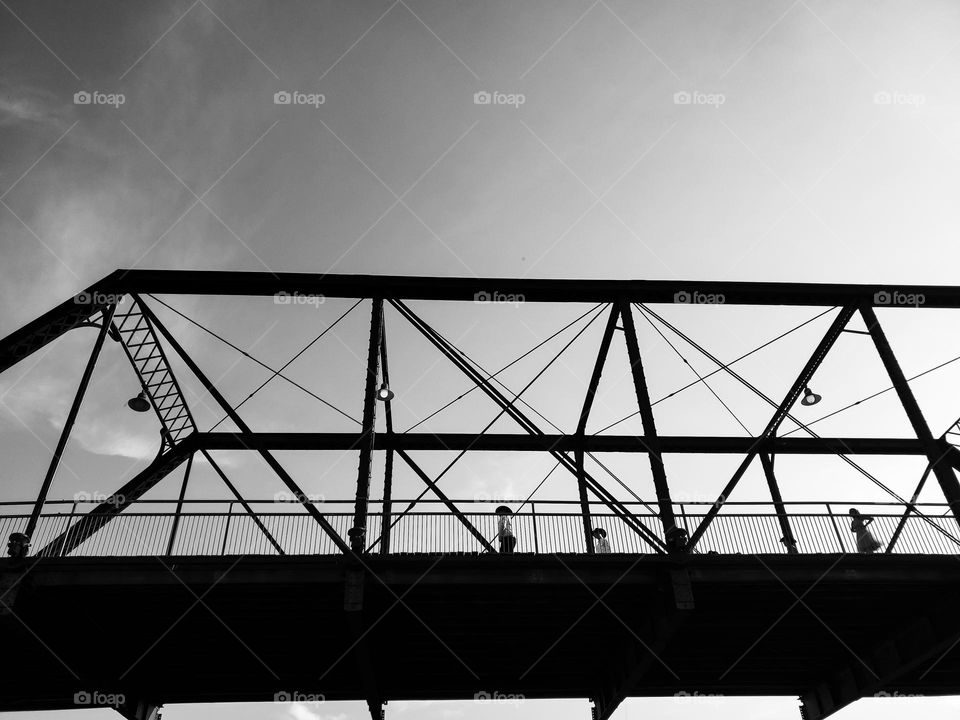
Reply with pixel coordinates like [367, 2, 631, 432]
[2, 553, 959, 717]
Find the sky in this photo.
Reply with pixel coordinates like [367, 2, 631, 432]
[4, 0, 960, 718]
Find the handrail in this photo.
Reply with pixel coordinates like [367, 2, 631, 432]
[2, 499, 955, 507]
[3, 507, 959, 558]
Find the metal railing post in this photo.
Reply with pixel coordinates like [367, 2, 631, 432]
[221, 502, 234, 556]
[826, 503, 845, 553]
[531, 503, 539, 554]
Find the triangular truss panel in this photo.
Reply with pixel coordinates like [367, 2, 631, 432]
[3, 270, 960, 561]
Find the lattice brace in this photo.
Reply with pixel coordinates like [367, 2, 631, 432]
[110, 295, 197, 448]
[943, 413, 960, 449]
[0, 297, 114, 373]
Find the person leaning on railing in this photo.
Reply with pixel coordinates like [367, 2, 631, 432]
[495, 505, 516, 554]
[849, 508, 882, 553]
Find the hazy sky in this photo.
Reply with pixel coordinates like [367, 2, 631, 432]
[4, 1, 960, 718]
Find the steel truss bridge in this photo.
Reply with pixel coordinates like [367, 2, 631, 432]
[3, 271, 960, 720]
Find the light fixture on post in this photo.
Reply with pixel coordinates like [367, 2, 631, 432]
[800, 387, 821, 407]
[127, 391, 150, 413]
[376, 383, 394, 402]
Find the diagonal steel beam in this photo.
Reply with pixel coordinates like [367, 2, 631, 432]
[38, 441, 194, 557]
[24, 304, 116, 546]
[395, 450, 496, 553]
[577, 305, 620, 435]
[199, 449, 285, 555]
[861, 305, 960, 529]
[165, 451, 193, 556]
[575, 305, 619, 553]
[885, 461, 933, 554]
[390, 300, 667, 553]
[138, 297, 350, 555]
[618, 299, 678, 546]
[759, 453, 797, 554]
[686, 306, 855, 552]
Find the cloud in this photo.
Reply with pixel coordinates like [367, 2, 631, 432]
[0, 351, 161, 461]
[285, 703, 346, 720]
[0, 80, 70, 129]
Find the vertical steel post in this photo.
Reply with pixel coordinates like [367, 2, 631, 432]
[24, 304, 116, 545]
[379, 323, 394, 556]
[617, 300, 678, 547]
[861, 304, 960, 529]
[759, 453, 798, 554]
[531, 501, 539, 554]
[166, 452, 193, 556]
[352, 299, 384, 553]
[576, 448, 594, 553]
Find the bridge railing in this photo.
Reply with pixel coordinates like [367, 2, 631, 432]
[2, 500, 959, 557]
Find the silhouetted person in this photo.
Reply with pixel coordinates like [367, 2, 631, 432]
[495, 505, 516, 554]
[591, 527, 611, 554]
[6, 532, 29, 559]
[849, 508, 881, 553]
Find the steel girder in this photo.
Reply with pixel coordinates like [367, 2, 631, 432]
[55, 269, 960, 307]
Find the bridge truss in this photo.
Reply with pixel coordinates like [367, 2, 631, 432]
[4, 271, 960, 720]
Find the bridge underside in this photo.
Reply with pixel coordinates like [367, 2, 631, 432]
[2, 554, 960, 719]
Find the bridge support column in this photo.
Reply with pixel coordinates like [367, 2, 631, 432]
[591, 569, 690, 720]
[344, 569, 385, 720]
[799, 595, 960, 719]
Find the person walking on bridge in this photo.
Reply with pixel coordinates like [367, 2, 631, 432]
[496, 505, 516, 554]
[849, 508, 881, 553]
